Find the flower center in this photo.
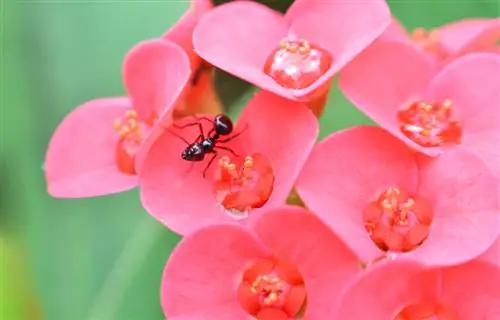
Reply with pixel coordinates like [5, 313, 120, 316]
[112, 109, 152, 175]
[212, 153, 275, 220]
[263, 38, 333, 90]
[237, 258, 306, 319]
[363, 187, 433, 252]
[411, 27, 449, 60]
[395, 301, 458, 320]
[397, 99, 462, 148]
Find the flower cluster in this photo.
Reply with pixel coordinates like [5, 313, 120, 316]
[45, 0, 500, 319]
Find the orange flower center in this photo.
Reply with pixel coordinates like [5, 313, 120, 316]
[112, 109, 153, 175]
[212, 153, 275, 219]
[411, 27, 450, 61]
[395, 301, 458, 320]
[363, 187, 433, 252]
[397, 99, 462, 148]
[263, 38, 333, 90]
[237, 258, 306, 319]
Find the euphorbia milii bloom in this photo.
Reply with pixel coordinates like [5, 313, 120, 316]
[162, 0, 222, 117]
[193, 0, 390, 102]
[295, 126, 499, 267]
[45, 39, 191, 198]
[379, 17, 500, 67]
[340, 47, 500, 177]
[161, 206, 361, 320]
[334, 259, 500, 319]
[139, 91, 318, 235]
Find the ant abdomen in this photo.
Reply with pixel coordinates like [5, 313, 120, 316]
[214, 114, 233, 135]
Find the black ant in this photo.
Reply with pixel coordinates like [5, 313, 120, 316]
[169, 114, 245, 178]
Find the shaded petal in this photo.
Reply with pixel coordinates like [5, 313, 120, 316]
[377, 16, 410, 43]
[289, 0, 391, 95]
[339, 41, 437, 153]
[253, 206, 360, 319]
[440, 260, 500, 318]
[412, 148, 500, 266]
[295, 126, 419, 262]
[479, 237, 500, 267]
[163, 0, 213, 67]
[161, 224, 269, 319]
[426, 53, 500, 133]
[45, 98, 138, 198]
[438, 18, 500, 55]
[193, 1, 293, 99]
[334, 260, 427, 320]
[139, 91, 317, 235]
[123, 39, 191, 120]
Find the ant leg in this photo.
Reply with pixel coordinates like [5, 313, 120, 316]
[215, 145, 241, 158]
[218, 123, 249, 143]
[166, 129, 191, 145]
[203, 151, 218, 179]
[173, 122, 205, 140]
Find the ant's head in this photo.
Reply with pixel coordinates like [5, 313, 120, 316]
[214, 114, 233, 136]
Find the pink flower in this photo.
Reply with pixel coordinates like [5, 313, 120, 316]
[193, 0, 390, 101]
[162, 0, 223, 117]
[339, 46, 500, 177]
[379, 17, 500, 66]
[45, 39, 191, 198]
[161, 206, 361, 320]
[295, 126, 499, 267]
[480, 237, 500, 267]
[139, 90, 318, 235]
[334, 259, 500, 319]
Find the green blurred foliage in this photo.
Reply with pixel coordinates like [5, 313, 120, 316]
[2, 1, 498, 319]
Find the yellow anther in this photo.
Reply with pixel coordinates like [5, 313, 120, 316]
[227, 163, 236, 172]
[279, 40, 288, 49]
[243, 156, 254, 168]
[113, 119, 123, 130]
[403, 198, 415, 208]
[125, 109, 138, 118]
[442, 99, 452, 108]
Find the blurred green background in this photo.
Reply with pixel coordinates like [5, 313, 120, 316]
[1, 1, 498, 319]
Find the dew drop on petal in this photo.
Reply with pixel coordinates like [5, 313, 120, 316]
[264, 38, 333, 90]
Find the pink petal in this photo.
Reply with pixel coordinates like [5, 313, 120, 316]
[461, 129, 500, 178]
[377, 17, 410, 43]
[163, 0, 213, 68]
[253, 206, 361, 319]
[295, 126, 420, 263]
[426, 53, 500, 133]
[412, 148, 500, 266]
[437, 18, 500, 55]
[479, 237, 500, 267]
[122, 39, 191, 120]
[45, 98, 138, 198]
[288, 0, 391, 95]
[139, 91, 317, 235]
[161, 224, 269, 319]
[193, 1, 293, 99]
[339, 41, 437, 154]
[334, 260, 427, 320]
[233, 91, 318, 214]
[439, 260, 500, 318]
